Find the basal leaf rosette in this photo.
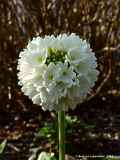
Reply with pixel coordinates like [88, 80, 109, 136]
[17, 33, 99, 111]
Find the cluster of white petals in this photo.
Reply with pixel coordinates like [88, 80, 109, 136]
[17, 33, 99, 111]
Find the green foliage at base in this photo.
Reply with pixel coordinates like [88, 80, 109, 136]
[0, 140, 7, 155]
[37, 151, 57, 160]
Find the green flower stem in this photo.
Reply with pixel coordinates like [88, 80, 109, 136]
[58, 111, 65, 160]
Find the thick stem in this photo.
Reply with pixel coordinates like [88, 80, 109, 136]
[58, 111, 65, 160]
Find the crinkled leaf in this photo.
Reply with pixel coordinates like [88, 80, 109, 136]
[0, 139, 7, 154]
[37, 151, 57, 160]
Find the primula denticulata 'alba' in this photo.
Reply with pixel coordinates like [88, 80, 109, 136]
[17, 33, 99, 111]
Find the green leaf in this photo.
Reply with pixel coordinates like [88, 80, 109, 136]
[37, 152, 51, 160]
[0, 139, 7, 154]
[37, 152, 57, 160]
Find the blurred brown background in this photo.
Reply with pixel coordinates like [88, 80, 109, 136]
[0, 0, 120, 159]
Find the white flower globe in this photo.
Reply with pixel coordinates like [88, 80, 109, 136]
[17, 33, 99, 111]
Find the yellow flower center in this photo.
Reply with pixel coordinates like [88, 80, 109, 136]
[45, 48, 67, 65]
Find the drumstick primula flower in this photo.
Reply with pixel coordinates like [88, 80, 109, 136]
[17, 33, 99, 111]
